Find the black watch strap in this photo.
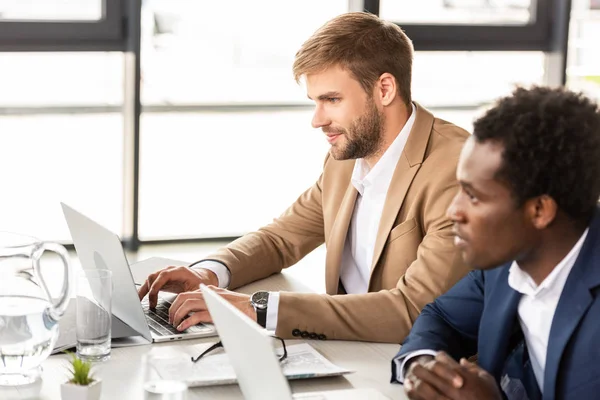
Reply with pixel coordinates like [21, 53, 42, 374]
[256, 307, 267, 328]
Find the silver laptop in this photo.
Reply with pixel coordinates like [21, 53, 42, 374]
[201, 284, 389, 400]
[61, 202, 217, 343]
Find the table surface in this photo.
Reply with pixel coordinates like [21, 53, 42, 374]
[34, 258, 408, 400]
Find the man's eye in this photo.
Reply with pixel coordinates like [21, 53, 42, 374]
[328, 97, 340, 103]
[465, 191, 477, 202]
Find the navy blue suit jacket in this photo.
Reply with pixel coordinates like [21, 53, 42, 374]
[394, 210, 600, 400]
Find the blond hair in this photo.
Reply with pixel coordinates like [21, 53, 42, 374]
[293, 12, 414, 106]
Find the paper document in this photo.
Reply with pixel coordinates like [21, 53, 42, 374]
[153, 343, 353, 387]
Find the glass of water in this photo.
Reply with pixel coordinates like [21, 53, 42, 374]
[142, 353, 188, 400]
[76, 269, 112, 362]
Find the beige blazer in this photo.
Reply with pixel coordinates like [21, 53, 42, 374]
[205, 103, 471, 343]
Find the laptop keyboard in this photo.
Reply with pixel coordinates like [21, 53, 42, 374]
[141, 298, 211, 337]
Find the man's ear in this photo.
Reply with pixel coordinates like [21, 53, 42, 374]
[375, 72, 397, 107]
[527, 195, 558, 230]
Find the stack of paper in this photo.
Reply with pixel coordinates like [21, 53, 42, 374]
[152, 343, 353, 387]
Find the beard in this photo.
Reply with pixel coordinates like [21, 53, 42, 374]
[325, 98, 385, 161]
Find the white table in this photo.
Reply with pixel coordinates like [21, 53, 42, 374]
[37, 262, 408, 399]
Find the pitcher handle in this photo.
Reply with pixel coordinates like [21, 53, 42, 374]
[32, 241, 72, 322]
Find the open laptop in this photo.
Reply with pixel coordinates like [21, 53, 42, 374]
[61, 202, 217, 343]
[201, 284, 389, 400]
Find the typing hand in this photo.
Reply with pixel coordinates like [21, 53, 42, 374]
[137, 266, 218, 309]
[405, 352, 502, 400]
[168, 286, 257, 331]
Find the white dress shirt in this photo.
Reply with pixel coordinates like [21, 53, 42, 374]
[194, 104, 416, 332]
[507, 228, 588, 392]
[339, 103, 416, 293]
[394, 228, 589, 388]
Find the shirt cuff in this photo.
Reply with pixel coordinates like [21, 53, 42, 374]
[393, 350, 438, 383]
[265, 292, 280, 333]
[190, 260, 231, 288]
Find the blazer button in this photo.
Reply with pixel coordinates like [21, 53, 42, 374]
[317, 334, 327, 340]
[292, 329, 301, 337]
[309, 333, 318, 339]
[301, 331, 310, 339]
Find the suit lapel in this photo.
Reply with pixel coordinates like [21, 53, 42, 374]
[543, 212, 600, 399]
[478, 266, 523, 380]
[325, 182, 358, 294]
[369, 103, 434, 273]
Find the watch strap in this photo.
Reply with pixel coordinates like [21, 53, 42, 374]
[256, 306, 267, 328]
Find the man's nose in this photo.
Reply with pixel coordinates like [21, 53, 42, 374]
[311, 105, 330, 129]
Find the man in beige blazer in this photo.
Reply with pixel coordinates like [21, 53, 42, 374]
[138, 12, 470, 343]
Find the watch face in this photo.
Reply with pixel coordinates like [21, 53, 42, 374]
[252, 291, 269, 308]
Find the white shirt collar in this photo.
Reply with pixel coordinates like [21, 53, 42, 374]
[351, 103, 416, 196]
[508, 228, 589, 297]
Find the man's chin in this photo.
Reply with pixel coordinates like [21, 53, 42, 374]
[464, 255, 502, 271]
[329, 147, 349, 161]
[460, 250, 477, 267]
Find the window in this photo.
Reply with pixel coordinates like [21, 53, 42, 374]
[0, 53, 124, 241]
[137, 0, 346, 239]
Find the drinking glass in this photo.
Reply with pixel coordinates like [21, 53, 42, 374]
[142, 353, 188, 400]
[76, 269, 112, 362]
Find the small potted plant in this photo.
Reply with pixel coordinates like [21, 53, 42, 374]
[60, 353, 102, 400]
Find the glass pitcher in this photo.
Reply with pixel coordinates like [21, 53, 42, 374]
[0, 231, 72, 397]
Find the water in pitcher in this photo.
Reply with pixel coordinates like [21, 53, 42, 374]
[0, 295, 58, 385]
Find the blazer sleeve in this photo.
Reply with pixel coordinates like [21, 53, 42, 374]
[274, 163, 471, 343]
[200, 158, 330, 289]
[395, 270, 485, 360]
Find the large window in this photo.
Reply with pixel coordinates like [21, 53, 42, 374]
[137, 0, 345, 239]
[0, 0, 573, 246]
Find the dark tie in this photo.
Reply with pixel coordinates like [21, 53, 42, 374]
[500, 330, 542, 400]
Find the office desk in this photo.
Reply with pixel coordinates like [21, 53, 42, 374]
[38, 266, 407, 399]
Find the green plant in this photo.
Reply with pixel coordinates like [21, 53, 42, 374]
[65, 352, 95, 386]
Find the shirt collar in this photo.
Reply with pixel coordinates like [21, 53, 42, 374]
[508, 228, 589, 297]
[351, 103, 416, 196]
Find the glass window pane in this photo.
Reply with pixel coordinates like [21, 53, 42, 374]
[138, 0, 348, 239]
[0, 52, 122, 107]
[140, 0, 347, 105]
[380, 0, 534, 25]
[138, 1, 546, 240]
[567, 1, 600, 101]
[0, 0, 102, 21]
[138, 110, 328, 239]
[0, 52, 123, 242]
[413, 51, 546, 108]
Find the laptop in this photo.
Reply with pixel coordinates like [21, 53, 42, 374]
[201, 284, 389, 400]
[61, 202, 217, 343]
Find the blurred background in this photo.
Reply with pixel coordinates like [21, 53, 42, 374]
[0, 0, 598, 254]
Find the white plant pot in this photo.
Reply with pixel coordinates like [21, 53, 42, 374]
[60, 379, 102, 400]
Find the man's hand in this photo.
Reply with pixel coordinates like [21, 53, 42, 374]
[404, 352, 502, 400]
[168, 286, 257, 331]
[137, 266, 219, 308]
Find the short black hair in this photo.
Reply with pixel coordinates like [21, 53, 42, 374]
[473, 86, 600, 225]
